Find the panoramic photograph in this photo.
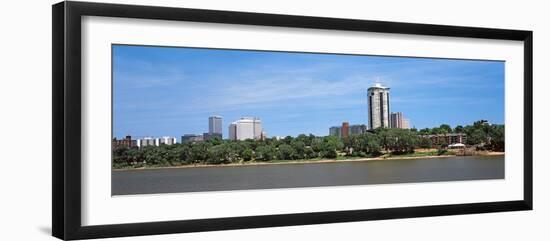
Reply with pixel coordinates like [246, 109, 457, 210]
[111, 45, 505, 196]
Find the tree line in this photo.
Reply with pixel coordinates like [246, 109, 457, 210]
[113, 120, 504, 168]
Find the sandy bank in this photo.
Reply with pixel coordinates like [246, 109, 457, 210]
[113, 152, 504, 172]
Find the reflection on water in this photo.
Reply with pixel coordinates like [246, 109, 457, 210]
[112, 155, 504, 195]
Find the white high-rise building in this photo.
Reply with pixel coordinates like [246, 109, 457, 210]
[156, 136, 176, 145]
[136, 137, 155, 148]
[137, 136, 176, 147]
[368, 83, 390, 130]
[228, 117, 262, 140]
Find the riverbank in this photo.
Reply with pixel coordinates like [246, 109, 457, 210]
[113, 151, 505, 171]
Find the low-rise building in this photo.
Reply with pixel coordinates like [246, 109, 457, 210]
[203, 132, 222, 141]
[421, 133, 467, 146]
[112, 135, 137, 148]
[181, 134, 204, 143]
[330, 124, 367, 137]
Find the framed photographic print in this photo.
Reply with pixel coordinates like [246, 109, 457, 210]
[52, 1, 533, 240]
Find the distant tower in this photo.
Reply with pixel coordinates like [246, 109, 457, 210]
[390, 112, 403, 129]
[208, 116, 223, 139]
[390, 112, 411, 129]
[368, 83, 390, 130]
[329, 126, 341, 137]
[228, 123, 237, 141]
[341, 122, 350, 138]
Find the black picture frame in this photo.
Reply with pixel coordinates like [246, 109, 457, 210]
[52, 1, 533, 240]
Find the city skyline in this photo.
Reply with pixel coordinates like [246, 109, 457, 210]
[113, 45, 505, 139]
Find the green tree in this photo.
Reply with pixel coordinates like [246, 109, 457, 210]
[304, 146, 317, 159]
[439, 124, 452, 134]
[290, 140, 306, 159]
[178, 145, 193, 164]
[311, 137, 324, 153]
[320, 136, 342, 159]
[207, 136, 223, 146]
[190, 142, 211, 163]
[467, 129, 486, 146]
[418, 137, 433, 148]
[363, 133, 381, 155]
[377, 129, 417, 153]
[112, 146, 129, 166]
[418, 128, 431, 135]
[282, 136, 293, 145]
[430, 127, 442, 135]
[488, 124, 505, 151]
[142, 146, 170, 166]
[255, 145, 276, 161]
[207, 145, 229, 164]
[277, 144, 295, 160]
[241, 148, 253, 162]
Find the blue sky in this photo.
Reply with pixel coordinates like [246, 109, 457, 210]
[113, 45, 504, 139]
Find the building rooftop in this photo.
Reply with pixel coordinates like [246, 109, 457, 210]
[368, 83, 390, 90]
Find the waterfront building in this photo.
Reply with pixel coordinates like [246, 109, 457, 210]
[228, 117, 263, 141]
[368, 83, 390, 130]
[156, 136, 176, 145]
[329, 126, 341, 137]
[208, 115, 223, 138]
[341, 122, 350, 138]
[421, 133, 467, 146]
[350, 124, 367, 135]
[112, 135, 137, 148]
[181, 134, 204, 143]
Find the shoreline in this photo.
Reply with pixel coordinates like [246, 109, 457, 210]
[113, 152, 505, 172]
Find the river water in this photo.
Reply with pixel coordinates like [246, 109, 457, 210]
[112, 155, 504, 195]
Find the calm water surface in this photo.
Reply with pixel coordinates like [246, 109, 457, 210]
[112, 155, 504, 195]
